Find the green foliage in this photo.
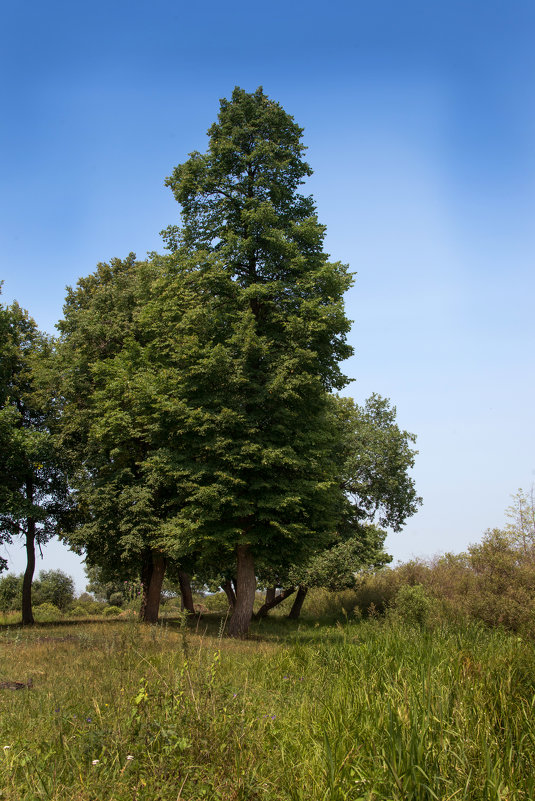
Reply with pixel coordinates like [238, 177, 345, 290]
[55, 89, 359, 629]
[390, 583, 432, 627]
[84, 565, 128, 603]
[0, 300, 73, 553]
[0, 573, 21, 611]
[69, 605, 90, 617]
[348, 490, 535, 636]
[332, 393, 421, 533]
[102, 605, 122, 617]
[33, 601, 63, 621]
[0, 569, 76, 612]
[32, 569, 75, 610]
[108, 591, 124, 608]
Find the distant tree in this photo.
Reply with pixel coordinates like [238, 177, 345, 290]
[85, 564, 128, 603]
[32, 569, 75, 611]
[0, 298, 73, 623]
[0, 574, 21, 612]
[504, 486, 535, 554]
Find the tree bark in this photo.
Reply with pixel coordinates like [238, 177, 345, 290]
[141, 553, 166, 623]
[22, 516, 36, 625]
[227, 544, 256, 638]
[265, 586, 276, 605]
[178, 570, 195, 614]
[255, 586, 296, 619]
[222, 579, 236, 610]
[288, 585, 308, 620]
[139, 551, 153, 621]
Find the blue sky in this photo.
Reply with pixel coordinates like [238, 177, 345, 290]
[1, 1, 534, 592]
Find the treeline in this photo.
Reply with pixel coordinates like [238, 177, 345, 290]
[0, 88, 421, 636]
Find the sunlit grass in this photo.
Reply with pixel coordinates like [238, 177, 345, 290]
[0, 615, 534, 799]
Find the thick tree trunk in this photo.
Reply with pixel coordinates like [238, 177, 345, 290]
[22, 515, 36, 626]
[255, 586, 296, 619]
[141, 553, 166, 623]
[288, 585, 308, 620]
[178, 570, 195, 614]
[227, 544, 256, 638]
[222, 579, 236, 610]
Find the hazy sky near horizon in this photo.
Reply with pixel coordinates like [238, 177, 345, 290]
[1, 1, 534, 592]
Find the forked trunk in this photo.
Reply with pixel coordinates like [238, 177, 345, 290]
[255, 586, 296, 619]
[222, 579, 236, 610]
[22, 514, 36, 626]
[227, 544, 256, 638]
[141, 553, 166, 623]
[178, 570, 195, 614]
[288, 585, 308, 620]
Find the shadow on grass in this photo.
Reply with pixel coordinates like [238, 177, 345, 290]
[0, 610, 359, 648]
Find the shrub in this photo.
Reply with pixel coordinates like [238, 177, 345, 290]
[34, 602, 63, 621]
[202, 592, 231, 612]
[109, 591, 124, 608]
[69, 605, 89, 617]
[102, 605, 122, 617]
[390, 584, 432, 627]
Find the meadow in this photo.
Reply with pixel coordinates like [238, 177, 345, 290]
[1, 610, 534, 801]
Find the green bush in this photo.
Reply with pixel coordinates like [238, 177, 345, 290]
[108, 591, 124, 608]
[69, 605, 89, 617]
[34, 602, 63, 621]
[390, 584, 432, 627]
[202, 592, 231, 612]
[102, 605, 122, 617]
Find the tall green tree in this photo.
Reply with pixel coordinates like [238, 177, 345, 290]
[0, 299, 72, 623]
[162, 86, 354, 636]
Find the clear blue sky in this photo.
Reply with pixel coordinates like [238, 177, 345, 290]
[1, 1, 534, 592]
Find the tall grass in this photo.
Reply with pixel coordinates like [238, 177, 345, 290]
[1, 615, 534, 800]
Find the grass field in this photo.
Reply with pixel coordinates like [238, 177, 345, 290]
[1, 614, 534, 800]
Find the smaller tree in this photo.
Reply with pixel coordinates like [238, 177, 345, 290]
[504, 486, 535, 554]
[0, 574, 21, 612]
[0, 300, 74, 624]
[32, 569, 75, 611]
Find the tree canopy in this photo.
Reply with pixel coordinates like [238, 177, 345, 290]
[23, 87, 424, 636]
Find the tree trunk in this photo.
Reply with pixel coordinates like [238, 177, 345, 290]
[139, 551, 153, 621]
[222, 579, 236, 610]
[141, 553, 166, 623]
[288, 585, 308, 620]
[227, 544, 256, 638]
[178, 570, 195, 614]
[255, 586, 296, 619]
[21, 516, 36, 626]
[265, 586, 276, 605]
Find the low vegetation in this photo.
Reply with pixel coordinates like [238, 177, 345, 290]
[1, 613, 534, 801]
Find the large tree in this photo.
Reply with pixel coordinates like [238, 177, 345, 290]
[0, 299, 72, 623]
[161, 87, 354, 635]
